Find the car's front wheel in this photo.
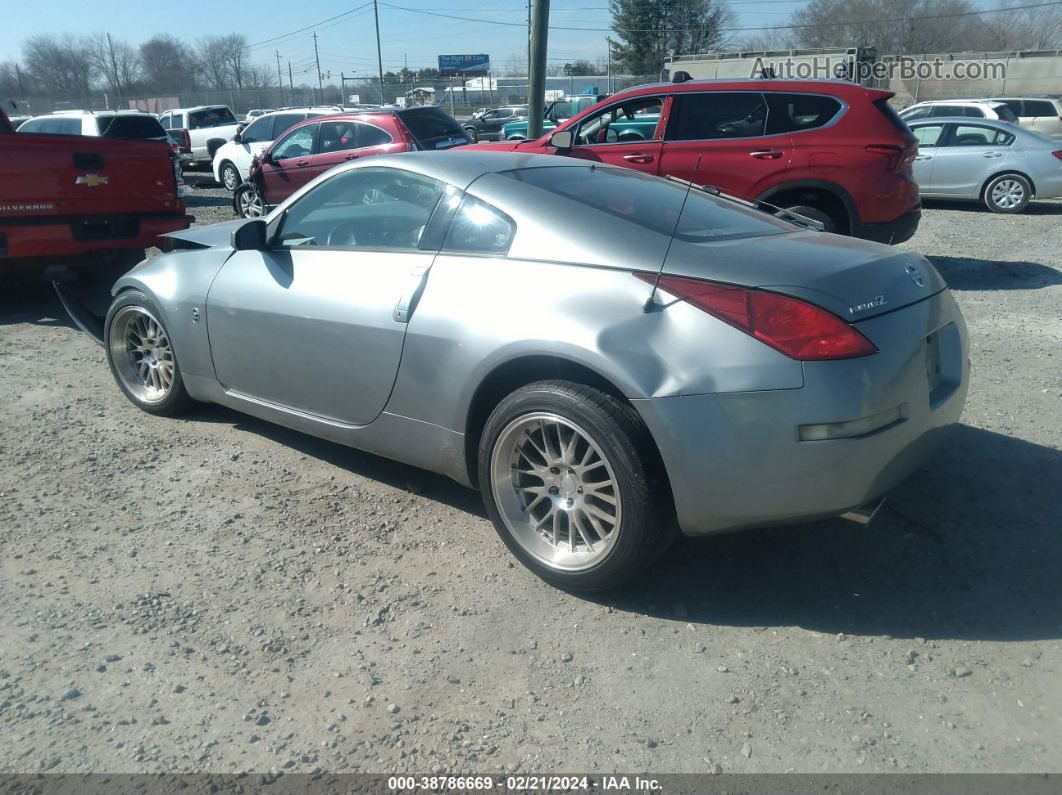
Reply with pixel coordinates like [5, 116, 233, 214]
[104, 290, 194, 416]
[220, 161, 241, 191]
[463, 126, 478, 142]
[983, 173, 1031, 213]
[234, 183, 265, 218]
[478, 380, 673, 591]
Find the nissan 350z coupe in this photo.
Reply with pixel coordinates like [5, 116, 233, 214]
[102, 151, 969, 591]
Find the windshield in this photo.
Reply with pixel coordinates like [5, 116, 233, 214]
[503, 166, 790, 243]
[189, 107, 236, 129]
[99, 115, 167, 139]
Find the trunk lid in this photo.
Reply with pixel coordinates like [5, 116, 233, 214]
[662, 230, 946, 321]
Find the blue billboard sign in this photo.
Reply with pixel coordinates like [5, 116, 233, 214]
[438, 54, 491, 76]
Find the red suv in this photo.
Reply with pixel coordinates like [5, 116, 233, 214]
[234, 107, 469, 217]
[467, 77, 921, 244]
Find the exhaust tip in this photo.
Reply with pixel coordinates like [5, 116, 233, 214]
[841, 498, 885, 526]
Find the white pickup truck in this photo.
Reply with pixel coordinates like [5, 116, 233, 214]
[158, 105, 240, 168]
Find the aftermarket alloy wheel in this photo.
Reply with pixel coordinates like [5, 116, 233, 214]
[234, 183, 265, 218]
[983, 173, 1031, 214]
[104, 290, 194, 416]
[220, 162, 241, 191]
[479, 380, 675, 591]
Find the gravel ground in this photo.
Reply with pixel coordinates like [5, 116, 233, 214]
[1, 176, 1060, 776]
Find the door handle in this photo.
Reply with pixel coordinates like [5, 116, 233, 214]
[622, 154, 654, 164]
[393, 264, 430, 323]
[982, 152, 1003, 158]
[296, 159, 310, 167]
[750, 150, 783, 159]
[344, 153, 359, 160]
[914, 155, 933, 161]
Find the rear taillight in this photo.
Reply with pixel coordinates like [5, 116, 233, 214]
[865, 144, 904, 171]
[636, 273, 878, 361]
[1052, 150, 1062, 161]
[179, 128, 191, 153]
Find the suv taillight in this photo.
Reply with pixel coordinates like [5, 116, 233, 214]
[1052, 150, 1062, 161]
[179, 128, 191, 153]
[635, 273, 877, 360]
[865, 144, 904, 171]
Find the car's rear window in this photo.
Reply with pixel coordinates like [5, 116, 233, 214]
[399, 108, 469, 150]
[1024, 99, 1057, 116]
[99, 115, 167, 139]
[874, 99, 913, 134]
[503, 166, 789, 242]
[189, 107, 236, 128]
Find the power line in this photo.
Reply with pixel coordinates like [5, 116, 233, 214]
[378, 0, 1062, 33]
[246, 2, 374, 50]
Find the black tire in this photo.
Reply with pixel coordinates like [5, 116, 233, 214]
[234, 182, 265, 218]
[104, 289, 195, 417]
[219, 161, 241, 191]
[982, 173, 1031, 214]
[777, 204, 836, 233]
[478, 380, 675, 592]
[463, 126, 478, 142]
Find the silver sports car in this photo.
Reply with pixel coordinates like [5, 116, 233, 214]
[103, 151, 969, 591]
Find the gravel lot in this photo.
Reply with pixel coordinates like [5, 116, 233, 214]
[1, 173, 1060, 776]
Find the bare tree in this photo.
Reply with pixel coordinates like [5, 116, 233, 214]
[504, 53, 528, 78]
[244, 63, 276, 89]
[140, 35, 198, 93]
[220, 34, 248, 89]
[991, 1, 1062, 50]
[197, 36, 231, 89]
[23, 34, 94, 96]
[90, 33, 141, 99]
[0, 61, 32, 97]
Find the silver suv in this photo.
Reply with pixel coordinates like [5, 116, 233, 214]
[900, 100, 1018, 124]
[988, 97, 1062, 140]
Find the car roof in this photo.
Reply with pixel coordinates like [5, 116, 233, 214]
[906, 116, 1016, 127]
[168, 105, 232, 112]
[912, 99, 1004, 106]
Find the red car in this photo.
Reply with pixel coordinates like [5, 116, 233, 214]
[234, 107, 469, 217]
[467, 77, 921, 244]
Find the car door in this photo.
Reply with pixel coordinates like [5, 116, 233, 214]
[308, 120, 398, 180]
[657, 91, 789, 198]
[206, 166, 449, 425]
[563, 95, 666, 176]
[233, 114, 277, 175]
[1024, 99, 1060, 137]
[260, 122, 319, 205]
[909, 122, 946, 192]
[925, 123, 1013, 196]
[480, 109, 512, 139]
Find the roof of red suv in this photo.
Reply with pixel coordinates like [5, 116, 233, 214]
[616, 78, 892, 101]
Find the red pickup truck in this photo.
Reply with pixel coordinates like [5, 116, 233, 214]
[1, 106, 191, 339]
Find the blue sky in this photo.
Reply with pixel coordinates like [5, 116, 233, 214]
[2, 0, 808, 78]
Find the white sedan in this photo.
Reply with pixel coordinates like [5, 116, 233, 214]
[211, 108, 339, 191]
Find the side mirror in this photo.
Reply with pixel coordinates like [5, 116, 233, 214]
[232, 218, 267, 251]
[232, 127, 244, 143]
[549, 129, 574, 151]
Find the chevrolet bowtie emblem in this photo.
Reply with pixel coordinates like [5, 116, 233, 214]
[75, 174, 109, 187]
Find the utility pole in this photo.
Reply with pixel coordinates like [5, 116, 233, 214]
[527, 0, 550, 139]
[106, 33, 122, 101]
[313, 32, 323, 105]
[373, 0, 385, 104]
[276, 50, 284, 106]
[288, 61, 295, 106]
[16, 63, 26, 99]
[606, 37, 612, 95]
[527, 0, 532, 86]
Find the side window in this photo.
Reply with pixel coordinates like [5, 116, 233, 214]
[17, 118, 44, 133]
[912, 124, 945, 146]
[271, 125, 316, 161]
[666, 92, 767, 141]
[574, 96, 663, 145]
[963, 106, 986, 118]
[765, 93, 843, 134]
[241, 116, 272, 143]
[999, 99, 1023, 116]
[58, 118, 83, 135]
[443, 195, 515, 255]
[1025, 100, 1056, 116]
[902, 105, 930, 121]
[274, 167, 445, 250]
[355, 122, 391, 148]
[270, 113, 305, 139]
[950, 125, 1013, 146]
[317, 120, 360, 153]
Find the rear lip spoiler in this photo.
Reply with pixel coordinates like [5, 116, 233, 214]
[52, 277, 106, 346]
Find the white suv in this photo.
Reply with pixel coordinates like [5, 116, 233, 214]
[211, 107, 343, 190]
[158, 105, 241, 167]
[900, 100, 1018, 124]
[989, 97, 1062, 140]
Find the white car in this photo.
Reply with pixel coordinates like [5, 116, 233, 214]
[900, 100, 1018, 124]
[158, 105, 241, 167]
[988, 97, 1062, 140]
[17, 109, 187, 195]
[211, 107, 343, 190]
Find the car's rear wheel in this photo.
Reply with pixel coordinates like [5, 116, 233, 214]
[479, 380, 673, 592]
[220, 161, 241, 191]
[463, 126, 478, 142]
[234, 183, 265, 218]
[104, 291, 194, 416]
[983, 173, 1031, 213]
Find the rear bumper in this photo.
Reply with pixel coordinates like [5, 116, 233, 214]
[634, 291, 969, 536]
[858, 207, 921, 245]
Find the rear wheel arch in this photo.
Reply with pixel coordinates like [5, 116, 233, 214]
[462, 356, 661, 490]
[755, 181, 858, 236]
[207, 139, 225, 158]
